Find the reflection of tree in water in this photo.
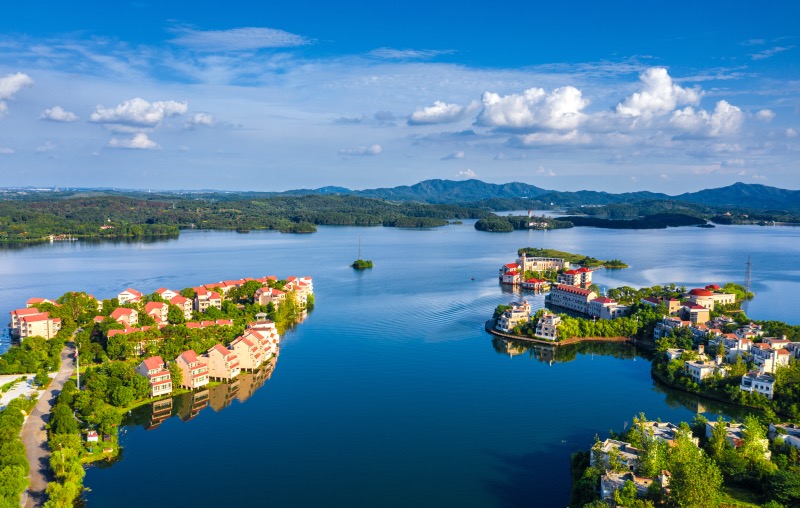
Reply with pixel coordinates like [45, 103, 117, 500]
[650, 374, 751, 421]
[491, 337, 651, 365]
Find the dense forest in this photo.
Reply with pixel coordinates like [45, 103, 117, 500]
[0, 194, 490, 243]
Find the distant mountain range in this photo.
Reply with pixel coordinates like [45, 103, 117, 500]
[274, 179, 800, 211]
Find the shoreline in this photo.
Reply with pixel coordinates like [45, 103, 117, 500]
[484, 319, 634, 347]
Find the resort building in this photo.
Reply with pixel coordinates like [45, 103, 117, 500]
[154, 288, 179, 301]
[17, 312, 62, 339]
[516, 253, 570, 273]
[684, 359, 725, 384]
[144, 301, 169, 324]
[110, 307, 138, 326]
[639, 421, 699, 447]
[255, 287, 286, 307]
[740, 371, 776, 399]
[136, 356, 173, 397]
[769, 423, 800, 450]
[521, 278, 549, 291]
[685, 288, 736, 311]
[705, 421, 771, 459]
[534, 313, 561, 340]
[25, 297, 57, 307]
[679, 303, 710, 325]
[231, 336, 264, 371]
[718, 335, 752, 362]
[498, 263, 520, 279]
[117, 288, 143, 305]
[500, 270, 521, 285]
[547, 285, 597, 314]
[653, 317, 690, 340]
[203, 344, 241, 381]
[751, 343, 790, 374]
[9, 308, 44, 332]
[496, 300, 532, 333]
[588, 297, 628, 320]
[194, 288, 222, 313]
[556, 267, 593, 288]
[284, 276, 314, 307]
[170, 295, 194, 320]
[590, 439, 641, 471]
[176, 350, 210, 390]
[600, 472, 654, 502]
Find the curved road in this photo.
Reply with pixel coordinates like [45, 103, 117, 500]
[20, 344, 75, 508]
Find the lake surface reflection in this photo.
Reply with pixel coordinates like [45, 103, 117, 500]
[0, 222, 796, 507]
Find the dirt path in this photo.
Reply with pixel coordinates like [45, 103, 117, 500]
[19, 344, 75, 508]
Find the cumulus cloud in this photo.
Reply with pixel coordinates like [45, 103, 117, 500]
[409, 100, 478, 125]
[755, 109, 775, 122]
[536, 166, 556, 176]
[478, 86, 588, 130]
[185, 112, 214, 128]
[787, 128, 798, 138]
[170, 27, 311, 51]
[40, 106, 78, 122]
[107, 132, 160, 150]
[616, 68, 701, 120]
[36, 141, 56, 153]
[90, 97, 188, 131]
[338, 144, 382, 156]
[0, 147, 14, 154]
[442, 150, 465, 160]
[456, 168, 476, 178]
[670, 100, 743, 137]
[0, 72, 34, 115]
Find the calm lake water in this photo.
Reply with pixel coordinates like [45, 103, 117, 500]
[1, 222, 798, 507]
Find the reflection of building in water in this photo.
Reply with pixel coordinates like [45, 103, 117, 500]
[533, 345, 556, 365]
[237, 355, 277, 402]
[494, 338, 530, 358]
[209, 380, 241, 412]
[176, 389, 210, 422]
[146, 398, 173, 430]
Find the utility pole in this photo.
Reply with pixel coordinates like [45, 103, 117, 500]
[744, 255, 752, 296]
[75, 346, 79, 390]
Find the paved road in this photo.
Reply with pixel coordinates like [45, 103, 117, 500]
[19, 345, 75, 508]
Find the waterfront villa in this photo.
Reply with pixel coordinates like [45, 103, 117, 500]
[110, 307, 138, 326]
[588, 297, 628, 320]
[516, 253, 570, 273]
[653, 317, 690, 340]
[25, 297, 57, 307]
[496, 300, 531, 333]
[534, 313, 561, 340]
[685, 287, 736, 311]
[500, 270, 521, 285]
[590, 439, 641, 471]
[136, 356, 173, 397]
[769, 423, 800, 450]
[117, 288, 143, 305]
[154, 288, 180, 301]
[547, 285, 597, 314]
[684, 358, 726, 384]
[255, 287, 286, 307]
[521, 277, 549, 291]
[230, 336, 264, 371]
[751, 343, 790, 374]
[203, 344, 241, 381]
[600, 472, 655, 502]
[640, 421, 699, 447]
[176, 350, 210, 390]
[679, 303, 710, 324]
[740, 370, 776, 399]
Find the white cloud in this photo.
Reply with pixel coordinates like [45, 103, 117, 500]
[90, 97, 188, 130]
[170, 27, 311, 51]
[36, 141, 56, 153]
[616, 67, 701, 120]
[186, 112, 214, 128]
[787, 128, 798, 138]
[0, 146, 14, 154]
[0, 72, 33, 115]
[750, 46, 794, 60]
[516, 130, 591, 146]
[722, 158, 745, 167]
[409, 100, 477, 125]
[338, 144, 382, 156]
[536, 166, 556, 176]
[754, 109, 775, 122]
[478, 86, 588, 130]
[669, 100, 743, 137]
[456, 168, 476, 178]
[107, 132, 160, 150]
[442, 150, 465, 160]
[369, 48, 454, 60]
[660, 173, 669, 180]
[40, 106, 78, 122]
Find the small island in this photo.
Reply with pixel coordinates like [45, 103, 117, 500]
[517, 247, 628, 269]
[351, 259, 373, 270]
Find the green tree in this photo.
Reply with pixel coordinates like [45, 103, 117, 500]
[48, 403, 78, 435]
[168, 361, 183, 389]
[667, 430, 722, 508]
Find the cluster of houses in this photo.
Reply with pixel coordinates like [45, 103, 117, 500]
[592, 419, 774, 504]
[651, 286, 797, 400]
[8, 275, 314, 340]
[135, 313, 281, 397]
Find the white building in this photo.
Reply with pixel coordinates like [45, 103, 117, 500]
[547, 285, 597, 314]
[740, 371, 776, 399]
[496, 300, 531, 333]
[534, 313, 560, 340]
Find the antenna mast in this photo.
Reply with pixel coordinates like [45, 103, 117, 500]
[744, 255, 752, 295]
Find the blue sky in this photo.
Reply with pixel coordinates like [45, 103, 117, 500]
[0, 1, 798, 192]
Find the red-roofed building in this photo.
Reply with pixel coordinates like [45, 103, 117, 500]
[680, 303, 710, 325]
[176, 350, 209, 390]
[548, 284, 598, 314]
[231, 336, 264, 371]
[589, 297, 628, 320]
[155, 288, 179, 301]
[170, 294, 193, 320]
[110, 307, 138, 326]
[118, 288, 143, 305]
[136, 356, 173, 397]
[255, 287, 286, 307]
[9, 308, 42, 331]
[194, 288, 222, 313]
[501, 271, 521, 285]
[144, 301, 169, 324]
[17, 312, 61, 339]
[557, 267, 593, 288]
[203, 344, 241, 381]
[26, 297, 57, 308]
